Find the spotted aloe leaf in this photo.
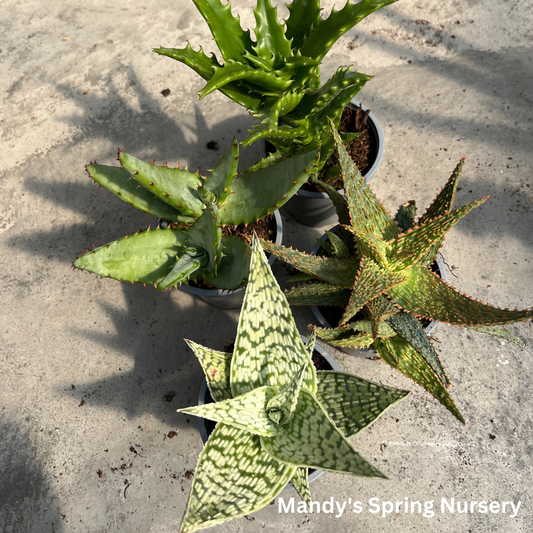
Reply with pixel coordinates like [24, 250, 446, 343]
[315, 371, 409, 438]
[466, 324, 524, 347]
[285, 283, 351, 306]
[180, 423, 294, 533]
[231, 237, 317, 396]
[179, 236, 408, 531]
[184, 340, 232, 401]
[261, 390, 387, 477]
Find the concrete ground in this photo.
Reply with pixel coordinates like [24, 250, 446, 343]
[1, 0, 532, 532]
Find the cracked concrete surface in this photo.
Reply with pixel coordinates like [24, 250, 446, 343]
[1, 1, 532, 532]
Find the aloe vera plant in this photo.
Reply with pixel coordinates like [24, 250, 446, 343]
[155, 0, 397, 169]
[178, 235, 408, 531]
[262, 120, 533, 423]
[73, 140, 318, 290]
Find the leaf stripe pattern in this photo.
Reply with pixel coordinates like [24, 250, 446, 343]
[180, 423, 294, 533]
[261, 390, 387, 478]
[316, 371, 409, 438]
[231, 236, 317, 397]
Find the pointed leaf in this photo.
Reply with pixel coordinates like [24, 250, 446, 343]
[327, 230, 350, 258]
[260, 241, 359, 288]
[286, 272, 318, 283]
[285, 283, 351, 306]
[73, 228, 188, 284]
[300, 0, 399, 61]
[219, 149, 319, 225]
[328, 119, 399, 240]
[366, 295, 399, 339]
[388, 197, 488, 271]
[374, 336, 465, 424]
[192, 0, 254, 63]
[184, 340, 232, 402]
[304, 328, 317, 359]
[187, 202, 222, 274]
[266, 365, 306, 425]
[203, 138, 239, 205]
[387, 312, 449, 387]
[261, 390, 387, 478]
[118, 151, 205, 217]
[394, 200, 417, 232]
[253, 0, 292, 60]
[180, 423, 294, 533]
[158, 248, 208, 289]
[316, 371, 409, 438]
[180, 386, 283, 436]
[86, 164, 183, 221]
[285, 0, 321, 49]
[348, 228, 390, 266]
[290, 467, 311, 506]
[231, 236, 317, 396]
[340, 257, 406, 325]
[387, 265, 533, 326]
[466, 324, 525, 347]
[314, 326, 373, 349]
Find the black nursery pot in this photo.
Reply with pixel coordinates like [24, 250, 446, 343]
[196, 336, 341, 491]
[261, 99, 385, 227]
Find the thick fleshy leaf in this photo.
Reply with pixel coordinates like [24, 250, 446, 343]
[388, 197, 488, 271]
[387, 312, 449, 387]
[118, 151, 205, 217]
[285, 283, 351, 306]
[85, 164, 183, 222]
[261, 390, 387, 478]
[253, 0, 292, 61]
[203, 138, 239, 205]
[266, 365, 306, 425]
[314, 327, 373, 349]
[328, 120, 399, 241]
[154, 44, 263, 110]
[285, 0, 321, 49]
[219, 149, 319, 225]
[366, 295, 399, 339]
[73, 228, 187, 284]
[300, 0, 399, 61]
[326, 231, 350, 258]
[340, 258, 406, 325]
[304, 328, 317, 359]
[192, 0, 254, 63]
[231, 236, 317, 396]
[348, 228, 390, 267]
[290, 467, 311, 505]
[418, 159, 463, 225]
[374, 337, 465, 424]
[184, 340, 232, 402]
[394, 200, 417, 232]
[158, 248, 208, 289]
[312, 178, 351, 226]
[180, 386, 283, 436]
[202, 235, 250, 290]
[387, 264, 533, 326]
[466, 324, 525, 347]
[316, 371, 409, 437]
[260, 241, 359, 288]
[187, 202, 222, 274]
[180, 423, 294, 533]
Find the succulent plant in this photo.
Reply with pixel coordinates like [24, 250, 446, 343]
[73, 140, 318, 290]
[154, 0, 397, 168]
[262, 120, 533, 423]
[177, 235, 408, 532]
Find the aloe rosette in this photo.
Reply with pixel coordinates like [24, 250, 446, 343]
[178, 235, 408, 532]
[155, 0, 397, 168]
[73, 140, 318, 290]
[261, 120, 533, 423]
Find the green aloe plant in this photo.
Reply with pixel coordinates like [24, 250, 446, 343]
[155, 0, 398, 169]
[262, 121, 533, 423]
[178, 235, 408, 532]
[73, 140, 318, 290]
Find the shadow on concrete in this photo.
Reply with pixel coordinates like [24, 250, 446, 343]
[62, 283, 237, 431]
[0, 422, 64, 533]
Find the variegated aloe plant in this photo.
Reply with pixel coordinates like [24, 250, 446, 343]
[262, 120, 533, 423]
[73, 140, 318, 290]
[155, 0, 397, 169]
[178, 235, 408, 532]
